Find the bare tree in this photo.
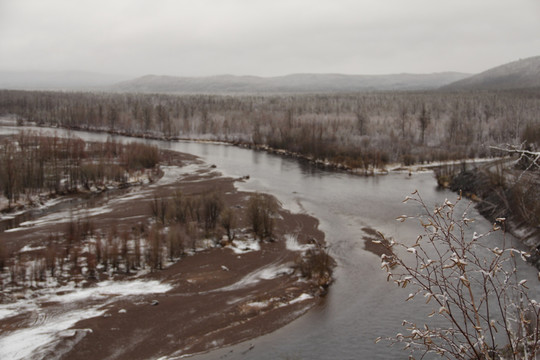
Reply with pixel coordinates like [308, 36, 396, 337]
[0, 140, 18, 208]
[418, 103, 430, 145]
[376, 191, 540, 359]
[150, 196, 169, 225]
[491, 145, 540, 175]
[0, 239, 6, 272]
[247, 193, 277, 240]
[202, 191, 223, 233]
[355, 101, 368, 136]
[220, 207, 236, 242]
[399, 103, 408, 139]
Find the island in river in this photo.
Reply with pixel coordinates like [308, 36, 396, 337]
[0, 143, 333, 360]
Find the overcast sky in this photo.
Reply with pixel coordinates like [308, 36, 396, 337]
[1, 0, 539, 77]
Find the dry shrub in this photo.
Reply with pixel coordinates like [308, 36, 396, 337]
[122, 142, 160, 170]
[247, 193, 277, 240]
[377, 191, 540, 359]
[295, 248, 334, 288]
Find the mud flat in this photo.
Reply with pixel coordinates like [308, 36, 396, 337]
[0, 149, 330, 360]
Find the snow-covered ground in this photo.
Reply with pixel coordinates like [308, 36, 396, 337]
[243, 292, 313, 312]
[5, 203, 113, 232]
[0, 280, 172, 360]
[216, 262, 292, 293]
[288, 293, 313, 305]
[1, 308, 106, 360]
[285, 233, 314, 253]
[226, 237, 261, 254]
[0, 194, 67, 221]
[4, 181, 153, 233]
[386, 157, 503, 173]
[152, 164, 222, 187]
[108, 190, 149, 203]
[152, 165, 193, 186]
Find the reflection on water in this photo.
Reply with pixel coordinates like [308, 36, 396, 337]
[1, 125, 538, 360]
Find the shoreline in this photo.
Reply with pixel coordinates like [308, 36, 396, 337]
[0, 144, 332, 359]
[5, 120, 503, 176]
[444, 167, 540, 269]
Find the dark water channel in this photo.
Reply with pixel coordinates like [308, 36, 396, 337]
[1, 125, 539, 359]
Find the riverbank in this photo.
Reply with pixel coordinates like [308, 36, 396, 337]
[0, 145, 332, 359]
[444, 166, 540, 269]
[11, 119, 503, 177]
[12, 120, 381, 173]
[4, 121, 540, 359]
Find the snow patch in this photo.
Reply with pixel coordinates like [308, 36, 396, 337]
[15, 204, 112, 230]
[0, 279, 172, 360]
[247, 301, 270, 309]
[19, 245, 47, 253]
[0, 194, 66, 221]
[0, 301, 39, 321]
[280, 198, 305, 214]
[4, 226, 24, 233]
[215, 263, 291, 292]
[285, 234, 314, 252]
[227, 238, 260, 254]
[0, 308, 104, 360]
[289, 293, 313, 305]
[46, 280, 172, 304]
[109, 191, 149, 203]
[153, 164, 202, 186]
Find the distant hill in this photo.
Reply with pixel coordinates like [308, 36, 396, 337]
[109, 72, 471, 94]
[0, 71, 130, 91]
[442, 56, 540, 91]
[9, 56, 540, 94]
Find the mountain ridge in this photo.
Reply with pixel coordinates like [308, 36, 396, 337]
[110, 72, 470, 94]
[441, 56, 540, 91]
[2, 55, 540, 93]
[0, 70, 130, 91]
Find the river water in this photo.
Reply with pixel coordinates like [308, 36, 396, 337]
[1, 124, 539, 359]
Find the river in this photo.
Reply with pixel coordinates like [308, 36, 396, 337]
[1, 124, 539, 359]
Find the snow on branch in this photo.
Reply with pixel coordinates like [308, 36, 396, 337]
[491, 144, 540, 173]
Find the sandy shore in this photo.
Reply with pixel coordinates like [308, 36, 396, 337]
[0, 149, 329, 359]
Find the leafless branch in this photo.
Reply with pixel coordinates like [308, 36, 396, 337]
[377, 192, 540, 359]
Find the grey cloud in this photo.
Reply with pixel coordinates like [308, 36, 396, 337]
[0, 0, 539, 76]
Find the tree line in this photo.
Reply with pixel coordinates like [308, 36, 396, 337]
[0, 189, 310, 294]
[1, 89, 539, 171]
[0, 130, 160, 209]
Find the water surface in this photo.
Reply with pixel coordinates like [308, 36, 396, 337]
[1, 125, 538, 359]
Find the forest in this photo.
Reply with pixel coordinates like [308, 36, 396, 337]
[0, 131, 160, 209]
[1, 89, 540, 359]
[1, 89, 539, 171]
[0, 185, 283, 293]
[1, 88, 539, 287]
[0, 131, 331, 297]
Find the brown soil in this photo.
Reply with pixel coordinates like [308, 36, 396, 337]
[362, 227, 394, 258]
[0, 149, 328, 359]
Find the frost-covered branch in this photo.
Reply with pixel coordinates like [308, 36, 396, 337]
[491, 144, 540, 174]
[376, 191, 540, 359]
